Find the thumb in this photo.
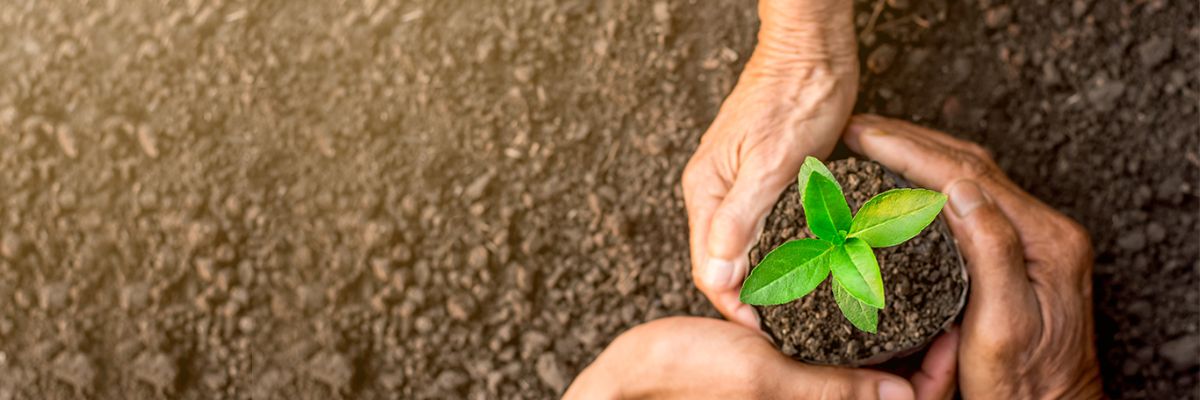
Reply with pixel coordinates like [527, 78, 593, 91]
[701, 168, 789, 328]
[777, 364, 916, 400]
[943, 180, 1039, 331]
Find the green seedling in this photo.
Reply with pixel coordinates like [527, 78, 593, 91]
[739, 157, 947, 333]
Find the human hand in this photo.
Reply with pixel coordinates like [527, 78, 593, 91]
[844, 115, 1104, 399]
[683, 0, 858, 329]
[564, 317, 959, 400]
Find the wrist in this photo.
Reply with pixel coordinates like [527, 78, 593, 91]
[750, 0, 859, 80]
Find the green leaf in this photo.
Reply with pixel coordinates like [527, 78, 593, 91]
[739, 239, 835, 305]
[833, 280, 879, 333]
[802, 174, 853, 242]
[797, 156, 842, 200]
[828, 238, 884, 308]
[848, 189, 948, 248]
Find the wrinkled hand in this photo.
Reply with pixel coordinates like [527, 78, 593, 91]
[844, 115, 1104, 399]
[683, 0, 858, 328]
[564, 317, 958, 400]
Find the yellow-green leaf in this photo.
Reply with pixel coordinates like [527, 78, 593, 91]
[849, 189, 947, 248]
[797, 156, 842, 200]
[833, 280, 879, 333]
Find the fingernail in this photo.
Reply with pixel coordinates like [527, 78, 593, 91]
[947, 180, 990, 218]
[703, 258, 735, 289]
[734, 304, 761, 328]
[877, 379, 914, 400]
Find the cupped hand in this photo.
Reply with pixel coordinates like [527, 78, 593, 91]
[564, 317, 959, 400]
[844, 115, 1104, 399]
[683, 0, 858, 329]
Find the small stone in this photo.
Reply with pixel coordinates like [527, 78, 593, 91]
[137, 124, 160, 158]
[985, 6, 1012, 28]
[1160, 334, 1200, 368]
[652, 1, 670, 23]
[371, 258, 392, 282]
[58, 189, 78, 210]
[1118, 232, 1145, 251]
[0, 233, 23, 259]
[415, 316, 434, 333]
[886, 0, 910, 9]
[1086, 74, 1125, 112]
[1146, 222, 1167, 244]
[308, 352, 353, 391]
[230, 287, 249, 305]
[39, 282, 68, 311]
[195, 258, 216, 282]
[238, 316, 256, 333]
[535, 353, 566, 393]
[134, 352, 177, 393]
[120, 283, 149, 310]
[463, 173, 493, 202]
[436, 369, 468, 391]
[51, 352, 95, 391]
[56, 126, 78, 159]
[1136, 36, 1173, 68]
[468, 246, 489, 270]
[867, 45, 897, 74]
[0, 318, 12, 336]
[446, 295, 476, 321]
[513, 66, 533, 83]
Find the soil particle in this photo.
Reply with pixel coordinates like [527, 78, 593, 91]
[1159, 334, 1200, 368]
[1086, 74, 1126, 112]
[867, 45, 898, 74]
[307, 351, 353, 392]
[535, 353, 567, 394]
[132, 352, 176, 394]
[50, 352, 95, 392]
[752, 159, 965, 365]
[984, 5, 1012, 28]
[446, 294, 476, 321]
[1136, 36, 1173, 68]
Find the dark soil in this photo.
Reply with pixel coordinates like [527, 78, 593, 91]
[752, 159, 966, 366]
[0, 0, 1194, 399]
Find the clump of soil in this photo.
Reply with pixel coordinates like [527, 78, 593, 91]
[751, 158, 966, 366]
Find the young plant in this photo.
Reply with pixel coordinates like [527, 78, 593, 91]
[739, 157, 947, 333]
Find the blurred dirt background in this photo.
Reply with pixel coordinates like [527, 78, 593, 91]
[0, 0, 1195, 399]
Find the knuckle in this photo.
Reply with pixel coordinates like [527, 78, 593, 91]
[977, 217, 1023, 258]
[953, 149, 997, 180]
[974, 329, 1026, 362]
[963, 142, 995, 162]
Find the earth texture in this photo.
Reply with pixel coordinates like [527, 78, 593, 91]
[0, 0, 1195, 399]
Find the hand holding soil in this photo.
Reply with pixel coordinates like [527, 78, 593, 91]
[571, 116, 1105, 399]
[683, 0, 859, 329]
[844, 115, 1104, 399]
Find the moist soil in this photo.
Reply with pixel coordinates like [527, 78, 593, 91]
[0, 0, 1195, 399]
[752, 158, 966, 366]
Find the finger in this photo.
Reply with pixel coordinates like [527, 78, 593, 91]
[851, 114, 983, 155]
[943, 180, 1040, 331]
[683, 157, 723, 282]
[701, 144, 811, 329]
[775, 363, 916, 400]
[684, 155, 761, 328]
[911, 328, 959, 400]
